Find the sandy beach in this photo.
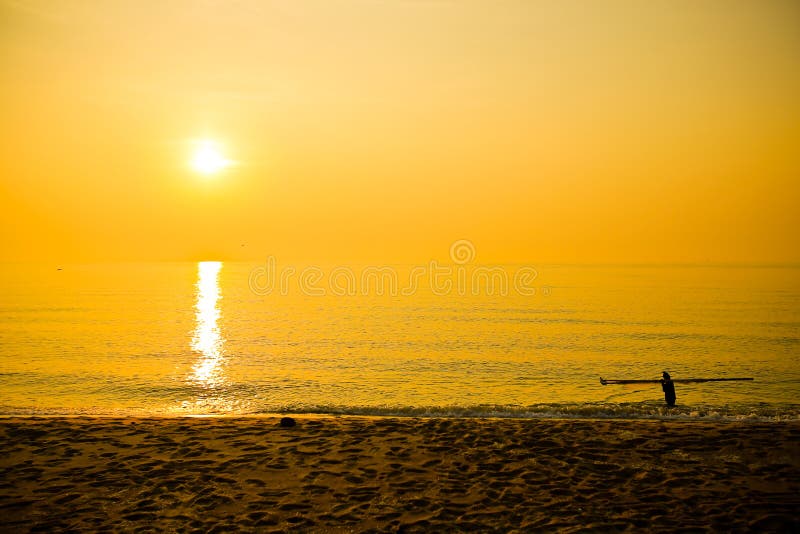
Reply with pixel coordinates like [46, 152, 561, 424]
[1, 416, 798, 532]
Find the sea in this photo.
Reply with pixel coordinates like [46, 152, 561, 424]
[1, 261, 798, 421]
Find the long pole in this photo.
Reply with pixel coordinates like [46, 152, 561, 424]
[600, 377, 753, 385]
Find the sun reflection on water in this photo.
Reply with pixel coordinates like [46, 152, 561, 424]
[190, 261, 225, 387]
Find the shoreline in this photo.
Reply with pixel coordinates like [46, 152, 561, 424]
[1, 412, 799, 422]
[2, 416, 799, 531]
[2, 399, 799, 423]
[1, 413, 798, 424]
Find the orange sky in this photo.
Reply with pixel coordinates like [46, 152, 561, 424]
[1, 1, 798, 263]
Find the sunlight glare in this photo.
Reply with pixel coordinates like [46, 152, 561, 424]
[190, 140, 230, 175]
[190, 261, 225, 386]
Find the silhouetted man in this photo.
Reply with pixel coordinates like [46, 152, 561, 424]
[661, 371, 676, 407]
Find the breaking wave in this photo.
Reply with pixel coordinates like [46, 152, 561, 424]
[4, 401, 796, 422]
[266, 402, 800, 422]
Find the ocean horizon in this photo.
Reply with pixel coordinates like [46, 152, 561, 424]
[1, 261, 797, 421]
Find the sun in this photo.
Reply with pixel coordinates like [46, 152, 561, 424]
[190, 140, 231, 175]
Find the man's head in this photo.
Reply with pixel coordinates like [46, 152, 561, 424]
[662, 371, 671, 380]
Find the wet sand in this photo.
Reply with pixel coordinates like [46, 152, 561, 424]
[1, 416, 798, 532]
